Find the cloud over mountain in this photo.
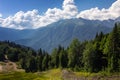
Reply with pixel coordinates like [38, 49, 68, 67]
[0, 0, 78, 29]
[0, 0, 120, 29]
[77, 0, 120, 20]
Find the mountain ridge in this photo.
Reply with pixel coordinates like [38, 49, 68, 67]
[15, 18, 113, 52]
[0, 18, 118, 52]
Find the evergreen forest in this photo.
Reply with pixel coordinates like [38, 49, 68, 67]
[0, 23, 120, 73]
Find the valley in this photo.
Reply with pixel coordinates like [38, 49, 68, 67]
[0, 18, 114, 52]
[0, 0, 120, 80]
[0, 22, 120, 80]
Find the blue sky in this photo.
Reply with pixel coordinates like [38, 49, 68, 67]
[0, 0, 115, 17]
[0, 0, 62, 17]
[0, 0, 120, 29]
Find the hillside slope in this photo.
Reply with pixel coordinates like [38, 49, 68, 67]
[0, 18, 115, 52]
[16, 18, 112, 52]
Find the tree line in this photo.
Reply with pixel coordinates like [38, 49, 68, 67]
[0, 23, 120, 73]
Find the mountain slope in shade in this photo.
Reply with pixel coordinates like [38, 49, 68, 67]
[15, 18, 113, 52]
[0, 27, 36, 41]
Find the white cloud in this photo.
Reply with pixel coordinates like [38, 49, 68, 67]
[0, 0, 120, 29]
[0, 10, 40, 29]
[0, 0, 78, 29]
[62, 0, 78, 19]
[77, 0, 120, 21]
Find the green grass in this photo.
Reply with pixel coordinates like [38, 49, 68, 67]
[74, 71, 120, 80]
[0, 69, 119, 80]
[34, 69, 62, 80]
[74, 71, 116, 77]
[0, 69, 63, 80]
[0, 72, 39, 80]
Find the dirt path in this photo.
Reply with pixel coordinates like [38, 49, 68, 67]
[62, 70, 85, 80]
[0, 65, 2, 72]
[0, 61, 18, 73]
[61, 70, 120, 80]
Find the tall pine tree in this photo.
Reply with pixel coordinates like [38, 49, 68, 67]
[104, 23, 120, 72]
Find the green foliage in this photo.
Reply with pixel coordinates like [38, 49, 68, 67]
[0, 23, 120, 74]
[0, 52, 5, 61]
[104, 23, 120, 72]
[82, 42, 95, 72]
[51, 48, 59, 68]
[42, 54, 49, 70]
[59, 49, 68, 68]
[68, 39, 82, 69]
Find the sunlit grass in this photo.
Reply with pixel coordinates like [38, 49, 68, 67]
[0, 71, 40, 80]
[37, 69, 62, 80]
[0, 69, 63, 80]
[0, 69, 119, 80]
[75, 71, 91, 77]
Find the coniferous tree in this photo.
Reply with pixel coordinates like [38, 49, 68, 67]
[51, 48, 59, 68]
[42, 54, 49, 70]
[104, 23, 120, 72]
[0, 52, 5, 61]
[82, 42, 94, 72]
[68, 39, 82, 69]
[82, 41, 103, 72]
[28, 57, 37, 72]
[36, 48, 43, 71]
[59, 49, 68, 68]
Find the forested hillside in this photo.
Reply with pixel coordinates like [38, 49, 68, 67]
[0, 23, 120, 73]
[16, 18, 112, 52]
[0, 41, 37, 62]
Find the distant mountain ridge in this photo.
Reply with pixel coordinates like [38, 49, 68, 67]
[0, 27, 36, 41]
[0, 18, 119, 52]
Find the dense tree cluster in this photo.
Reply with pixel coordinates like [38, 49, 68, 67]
[0, 23, 120, 73]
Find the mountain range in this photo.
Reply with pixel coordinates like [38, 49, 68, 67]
[0, 18, 119, 52]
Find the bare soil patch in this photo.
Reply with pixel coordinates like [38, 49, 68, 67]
[0, 61, 18, 73]
[61, 70, 120, 80]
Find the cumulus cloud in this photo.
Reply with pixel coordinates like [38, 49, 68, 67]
[62, 0, 78, 18]
[0, 0, 120, 29]
[0, 0, 78, 29]
[0, 10, 40, 29]
[77, 0, 120, 20]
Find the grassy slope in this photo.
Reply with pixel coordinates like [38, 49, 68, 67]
[0, 69, 62, 80]
[0, 69, 119, 80]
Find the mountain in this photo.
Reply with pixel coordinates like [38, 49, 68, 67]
[1, 18, 119, 52]
[15, 18, 113, 52]
[0, 27, 36, 41]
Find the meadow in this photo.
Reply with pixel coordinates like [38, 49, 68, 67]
[0, 69, 119, 80]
